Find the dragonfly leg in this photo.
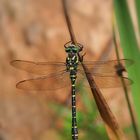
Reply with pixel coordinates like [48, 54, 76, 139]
[80, 52, 86, 62]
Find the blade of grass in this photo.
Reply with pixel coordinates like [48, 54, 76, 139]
[114, 0, 140, 132]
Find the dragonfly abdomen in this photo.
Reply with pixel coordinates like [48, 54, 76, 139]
[71, 83, 78, 140]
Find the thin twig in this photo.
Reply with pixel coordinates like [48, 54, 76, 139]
[62, 0, 77, 44]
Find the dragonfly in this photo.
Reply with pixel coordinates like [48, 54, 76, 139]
[11, 41, 133, 140]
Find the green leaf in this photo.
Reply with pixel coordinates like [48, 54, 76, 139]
[114, 0, 140, 128]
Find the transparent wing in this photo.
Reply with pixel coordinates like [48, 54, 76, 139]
[93, 76, 132, 88]
[81, 59, 133, 76]
[11, 60, 66, 75]
[77, 71, 133, 88]
[16, 71, 71, 90]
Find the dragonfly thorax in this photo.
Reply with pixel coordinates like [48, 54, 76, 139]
[66, 54, 79, 72]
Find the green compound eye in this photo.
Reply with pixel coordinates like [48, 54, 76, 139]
[65, 47, 71, 52]
[72, 47, 78, 53]
[65, 45, 80, 53]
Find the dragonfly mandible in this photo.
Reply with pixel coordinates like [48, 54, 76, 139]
[11, 41, 133, 140]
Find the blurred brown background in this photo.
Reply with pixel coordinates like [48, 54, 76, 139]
[0, 0, 137, 140]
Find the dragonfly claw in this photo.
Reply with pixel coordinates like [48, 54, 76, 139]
[80, 52, 86, 61]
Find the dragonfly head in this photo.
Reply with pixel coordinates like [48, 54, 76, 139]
[64, 42, 83, 54]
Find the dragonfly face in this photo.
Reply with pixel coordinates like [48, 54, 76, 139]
[65, 44, 82, 55]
